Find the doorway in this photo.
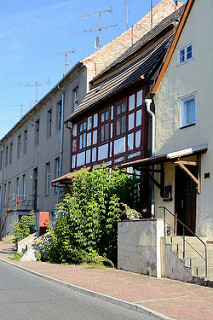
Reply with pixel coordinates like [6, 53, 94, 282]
[175, 166, 197, 235]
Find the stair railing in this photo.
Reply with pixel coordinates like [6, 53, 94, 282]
[159, 206, 208, 278]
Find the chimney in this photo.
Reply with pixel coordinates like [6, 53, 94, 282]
[175, 1, 184, 9]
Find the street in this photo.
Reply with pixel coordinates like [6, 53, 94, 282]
[0, 261, 157, 320]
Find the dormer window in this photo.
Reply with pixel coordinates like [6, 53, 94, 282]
[177, 42, 193, 66]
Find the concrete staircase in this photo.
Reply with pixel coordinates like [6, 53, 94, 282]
[165, 236, 213, 282]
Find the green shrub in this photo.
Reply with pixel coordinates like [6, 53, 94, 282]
[40, 167, 141, 265]
[11, 211, 36, 244]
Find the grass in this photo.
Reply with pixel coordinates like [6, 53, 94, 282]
[10, 253, 24, 261]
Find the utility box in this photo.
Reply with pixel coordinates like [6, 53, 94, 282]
[39, 212, 49, 236]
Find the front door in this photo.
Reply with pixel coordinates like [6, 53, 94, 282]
[175, 166, 196, 235]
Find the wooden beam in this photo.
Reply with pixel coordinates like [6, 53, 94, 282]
[174, 160, 197, 166]
[197, 154, 201, 194]
[177, 163, 199, 186]
[145, 172, 161, 190]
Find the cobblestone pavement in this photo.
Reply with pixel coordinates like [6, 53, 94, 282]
[0, 242, 213, 320]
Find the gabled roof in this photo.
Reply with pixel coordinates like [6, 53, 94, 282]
[148, 0, 195, 98]
[92, 6, 184, 85]
[66, 38, 171, 123]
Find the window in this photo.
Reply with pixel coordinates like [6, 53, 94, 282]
[177, 42, 193, 66]
[47, 109, 52, 138]
[8, 181, 11, 201]
[22, 175, 26, 200]
[179, 93, 197, 128]
[23, 129, 27, 154]
[116, 102, 126, 136]
[79, 121, 86, 150]
[56, 101, 62, 131]
[16, 177, 20, 196]
[17, 135, 21, 158]
[9, 142, 13, 165]
[55, 158, 60, 193]
[45, 162, 50, 195]
[100, 110, 109, 142]
[5, 146, 8, 167]
[0, 150, 3, 170]
[73, 87, 78, 111]
[34, 119, 40, 146]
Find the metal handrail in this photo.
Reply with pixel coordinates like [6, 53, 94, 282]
[159, 206, 208, 278]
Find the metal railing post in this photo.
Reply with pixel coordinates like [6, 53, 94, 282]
[183, 226, 185, 259]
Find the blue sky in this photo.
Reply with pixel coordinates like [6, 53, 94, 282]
[0, 0, 183, 139]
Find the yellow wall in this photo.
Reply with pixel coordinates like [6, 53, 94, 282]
[153, 0, 213, 237]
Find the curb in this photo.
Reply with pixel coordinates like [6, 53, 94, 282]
[0, 257, 176, 320]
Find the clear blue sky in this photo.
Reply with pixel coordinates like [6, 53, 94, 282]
[0, 0, 183, 139]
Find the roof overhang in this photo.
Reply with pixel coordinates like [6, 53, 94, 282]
[120, 145, 208, 169]
[51, 166, 92, 187]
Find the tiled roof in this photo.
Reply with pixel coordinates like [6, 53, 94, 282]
[91, 6, 184, 83]
[66, 38, 170, 122]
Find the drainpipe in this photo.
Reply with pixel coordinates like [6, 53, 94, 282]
[57, 84, 65, 204]
[0, 142, 5, 230]
[145, 98, 155, 218]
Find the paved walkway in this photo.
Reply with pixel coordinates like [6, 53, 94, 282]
[0, 242, 213, 320]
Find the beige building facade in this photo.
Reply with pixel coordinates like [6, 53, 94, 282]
[151, 0, 213, 238]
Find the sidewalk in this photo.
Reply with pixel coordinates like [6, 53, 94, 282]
[0, 242, 213, 320]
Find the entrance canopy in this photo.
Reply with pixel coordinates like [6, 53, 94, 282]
[120, 145, 208, 169]
[120, 145, 208, 195]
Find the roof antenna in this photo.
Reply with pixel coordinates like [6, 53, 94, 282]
[126, 0, 129, 30]
[73, 8, 118, 50]
[52, 49, 75, 75]
[151, 0, 153, 30]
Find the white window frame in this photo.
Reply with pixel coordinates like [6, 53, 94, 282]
[177, 42, 193, 66]
[179, 92, 197, 128]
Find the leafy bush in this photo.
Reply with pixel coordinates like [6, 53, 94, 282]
[11, 211, 36, 244]
[40, 167, 140, 265]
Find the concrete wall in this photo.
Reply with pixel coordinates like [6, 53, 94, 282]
[118, 219, 164, 277]
[153, 0, 213, 237]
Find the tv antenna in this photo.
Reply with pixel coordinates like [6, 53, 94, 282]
[151, 0, 153, 30]
[7, 103, 32, 119]
[52, 49, 75, 74]
[18, 80, 50, 104]
[126, 0, 129, 30]
[73, 8, 118, 49]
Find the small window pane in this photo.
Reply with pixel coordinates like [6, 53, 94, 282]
[101, 125, 105, 142]
[72, 139, 77, 152]
[121, 115, 126, 133]
[105, 123, 109, 140]
[128, 113, 134, 131]
[180, 49, 185, 63]
[129, 95, 135, 111]
[117, 105, 121, 115]
[93, 130, 97, 144]
[136, 90, 143, 107]
[101, 113, 105, 123]
[116, 118, 121, 135]
[122, 103, 126, 113]
[105, 111, 109, 121]
[187, 45, 192, 60]
[93, 114, 98, 127]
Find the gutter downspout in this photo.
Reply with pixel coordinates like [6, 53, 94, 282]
[145, 98, 155, 218]
[57, 85, 65, 204]
[0, 142, 5, 232]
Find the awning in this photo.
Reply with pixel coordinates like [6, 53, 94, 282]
[120, 145, 208, 169]
[51, 166, 92, 187]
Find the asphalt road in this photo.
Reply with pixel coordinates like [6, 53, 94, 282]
[0, 261, 159, 320]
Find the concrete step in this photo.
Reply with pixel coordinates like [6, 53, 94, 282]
[191, 266, 213, 277]
[178, 249, 213, 260]
[185, 256, 213, 268]
[171, 236, 207, 245]
[172, 242, 213, 254]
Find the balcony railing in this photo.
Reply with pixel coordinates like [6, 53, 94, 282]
[7, 195, 35, 212]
